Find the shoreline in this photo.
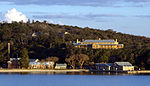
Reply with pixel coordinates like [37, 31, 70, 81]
[0, 69, 90, 73]
[0, 69, 150, 74]
[127, 70, 150, 74]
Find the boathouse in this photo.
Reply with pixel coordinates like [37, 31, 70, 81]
[95, 63, 113, 71]
[112, 62, 134, 71]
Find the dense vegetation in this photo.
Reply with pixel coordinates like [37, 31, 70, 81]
[0, 21, 150, 69]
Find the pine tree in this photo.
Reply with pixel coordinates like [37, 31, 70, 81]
[20, 48, 29, 68]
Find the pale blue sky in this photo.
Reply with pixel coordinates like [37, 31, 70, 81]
[0, 0, 150, 37]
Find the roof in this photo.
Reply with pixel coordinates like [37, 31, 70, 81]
[55, 63, 67, 67]
[117, 44, 124, 46]
[29, 59, 39, 62]
[43, 62, 54, 65]
[83, 40, 116, 43]
[96, 44, 118, 45]
[10, 58, 21, 61]
[29, 62, 54, 65]
[107, 63, 113, 66]
[29, 62, 41, 65]
[78, 44, 92, 45]
[115, 62, 132, 66]
[96, 63, 113, 66]
[75, 44, 122, 46]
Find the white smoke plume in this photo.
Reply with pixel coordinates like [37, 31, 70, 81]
[5, 8, 28, 23]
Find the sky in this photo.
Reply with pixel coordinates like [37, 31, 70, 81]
[0, 0, 150, 37]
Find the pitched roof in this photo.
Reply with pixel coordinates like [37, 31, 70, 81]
[55, 63, 67, 67]
[29, 62, 41, 65]
[29, 59, 39, 62]
[115, 62, 132, 66]
[96, 63, 113, 66]
[10, 58, 21, 61]
[83, 40, 116, 43]
[96, 44, 118, 45]
[29, 62, 54, 65]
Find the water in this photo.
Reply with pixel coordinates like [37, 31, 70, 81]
[0, 72, 150, 86]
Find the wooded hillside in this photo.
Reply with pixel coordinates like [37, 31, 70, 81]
[0, 21, 150, 69]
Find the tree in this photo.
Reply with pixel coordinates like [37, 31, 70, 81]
[77, 54, 89, 69]
[65, 55, 76, 69]
[47, 56, 59, 69]
[40, 59, 45, 69]
[0, 42, 8, 68]
[49, 56, 59, 63]
[128, 53, 135, 64]
[98, 55, 108, 63]
[1, 21, 150, 69]
[65, 54, 89, 69]
[46, 57, 51, 62]
[20, 48, 29, 68]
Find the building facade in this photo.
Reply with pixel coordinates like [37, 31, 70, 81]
[29, 59, 54, 69]
[95, 62, 134, 71]
[95, 63, 113, 71]
[55, 63, 67, 69]
[112, 62, 134, 71]
[7, 58, 21, 69]
[73, 38, 124, 49]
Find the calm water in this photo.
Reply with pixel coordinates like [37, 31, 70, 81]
[0, 72, 150, 86]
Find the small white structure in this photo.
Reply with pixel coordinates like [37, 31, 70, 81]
[55, 63, 67, 69]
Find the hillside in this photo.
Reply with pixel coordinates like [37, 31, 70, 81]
[0, 21, 150, 69]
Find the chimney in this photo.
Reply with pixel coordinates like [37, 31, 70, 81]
[7, 43, 10, 60]
[77, 39, 79, 44]
[116, 39, 117, 42]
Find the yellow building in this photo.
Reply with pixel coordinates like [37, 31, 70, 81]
[73, 38, 124, 49]
[113, 62, 134, 71]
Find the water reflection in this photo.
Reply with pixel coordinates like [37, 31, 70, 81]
[0, 71, 150, 75]
[0, 72, 150, 86]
